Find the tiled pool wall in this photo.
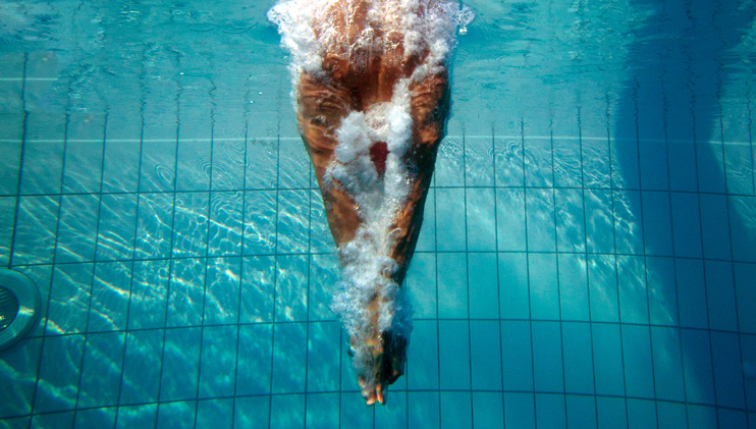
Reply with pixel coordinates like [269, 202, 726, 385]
[1, 47, 756, 429]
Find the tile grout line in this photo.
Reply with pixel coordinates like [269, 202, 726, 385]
[7, 52, 28, 270]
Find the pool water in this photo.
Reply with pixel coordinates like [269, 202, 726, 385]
[0, 0, 755, 428]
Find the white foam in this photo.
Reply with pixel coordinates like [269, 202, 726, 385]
[268, 0, 472, 387]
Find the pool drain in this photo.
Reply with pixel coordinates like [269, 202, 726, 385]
[0, 269, 41, 351]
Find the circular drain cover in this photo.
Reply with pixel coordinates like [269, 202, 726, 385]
[0, 287, 20, 331]
[0, 270, 41, 351]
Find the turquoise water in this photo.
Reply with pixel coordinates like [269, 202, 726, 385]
[1, 0, 755, 428]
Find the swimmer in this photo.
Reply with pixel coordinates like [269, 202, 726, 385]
[269, 0, 472, 405]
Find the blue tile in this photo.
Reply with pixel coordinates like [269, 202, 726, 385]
[134, 192, 174, 260]
[171, 192, 210, 258]
[730, 196, 756, 262]
[496, 188, 526, 251]
[724, 143, 755, 195]
[616, 256, 648, 324]
[468, 252, 498, 319]
[529, 253, 559, 320]
[408, 392, 440, 429]
[119, 330, 162, 405]
[642, 191, 673, 256]
[436, 188, 466, 251]
[553, 138, 582, 188]
[128, 260, 169, 330]
[436, 139, 464, 187]
[0, 197, 15, 266]
[470, 321, 502, 390]
[437, 252, 467, 318]
[236, 324, 273, 396]
[101, 139, 141, 195]
[466, 188, 495, 251]
[736, 263, 756, 334]
[627, 399, 657, 429]
[0, 140, 22, 196]
[167, 258, 205, 327]
[339, 392, 372, 426]
[711, 331, 746, 409]
[565, 395, 597, 429]
[554, 188, 586, 253]
[240, 256, 274, 323]
[309, 189, 333, 253]
[309, 253, 338, 321]
[198, 325, 237, 398]
[245, 139, 277, 190]
[499, 253, 529, 320]
[278, 139, 310, 189]
[176, 139, 211, 192]
[208, 191, 243, 256]
[718, 409, 748, 429]
[407, 320, 439, 390]
[0, 337, 41, 418]
[203, 257, 241, 325]
[676, 259, 708, 329]
[276, 190, 309, 254]
[74, 408, 116, 429]
[374, 390, 407, 426]
[669, 192, 703, 258]
[11, 195, 58, 265]
[596, 396, 627, 429]
[233, 396, 270, 429]
[305, 393, 339, 429]
[139, 140, 177, 192]
[55, 194, 99, 263]
[705, 260, 738, 332]
[160, 327, 201, 401]
[271, 323, 307, 394]
[622, 325, 655, 399]
[440, 391, 472, 429]
[14, 264, 52, 337]
[472, 392, 503, 428]
[584, 189, 614, 254]
[651, 327, 685, 402]
[647, 257, 678, 326]
[504, 392, 535, 429]
[465, 138, 495, 186]
[526, 189, 556, 252]
[588, 254, 619, 323]
[88, 261, 130, 332]
[96, 193, 138, 261]
[33, 335, 85, 413]
[535, 394, 566, 428]
[114, 404, 157, 429]
[687, 405, 717, 429]
[639, 140, 669, 191]
[613, 190, 644, 255]
[47, 263, 92, 335]
[592, 323, 625, 396]
[78, 332, 125, 408]
[697, 142, 727, 194]
[582, 138, 612, 189]
[211, 125, 246, 192]
[501, 321, 533, 390]
[270, 394, 305, 429]
[532, 322, 564, 393]
[275, 255, 308, 322]
[439, 320, 471, 390]
[306, 322, 340, 393]
[741, 335, 756, 411]
[699, 193, 732, 260]
[62, 115, 105, 194]
[156, 401, 195, 429]
[243, 190, 276, 256]
[655, 401, 687, 429]
[668, 142, 698, 192]
[524, 137, 553, 187]
[495, 137, 524, 187]
[562, 322, 594, 395]
[30, 412, 75, 429]
[20, 117, 65, 195]
[196, 399, 233, 429]
[680, 329, 716, 405]
[558, 254, 589, 321]
[610, 136, 640, 190]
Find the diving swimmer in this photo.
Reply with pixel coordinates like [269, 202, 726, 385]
[268, 0, 472, 405]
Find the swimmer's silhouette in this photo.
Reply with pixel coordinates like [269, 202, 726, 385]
[269, 0, 471, 405]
